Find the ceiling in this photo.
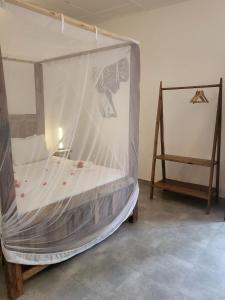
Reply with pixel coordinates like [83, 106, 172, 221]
[1, 3, 125, 62]
[27, 0, 190, 24]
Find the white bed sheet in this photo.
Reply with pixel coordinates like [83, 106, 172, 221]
[14, 157, 125, 215]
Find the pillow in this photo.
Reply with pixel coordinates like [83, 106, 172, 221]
[11, 135, 49, 166]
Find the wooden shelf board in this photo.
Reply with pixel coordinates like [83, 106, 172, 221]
[156, 154, 217, 167]
[153, 179, 216, 200]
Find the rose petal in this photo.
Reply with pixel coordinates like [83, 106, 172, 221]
[15, 180, 21, 188]
[21, 193, 25, 198]
[42, 182, 47, 186]
[77, 161, 84, 168]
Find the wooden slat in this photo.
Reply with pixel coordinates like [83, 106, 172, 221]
[22, 265, 48, 281]
[150, 81, 163, 199]
[160, 85, 166, 179]
[215, 78, 223, 203]
[2, 57, 35, 64]
[40, 42, 132, 64]
[207, 78, 223, 213]
[9, 114, 38, 138]
[156, 154, 217, 167]
[0, 48, 16, 215]
[1, 49, 24, 300]
[34, 63, 45, 134]
[153, 179, 216, 200]
[162, 84, 220, 91]
[6, 0, 137, 45]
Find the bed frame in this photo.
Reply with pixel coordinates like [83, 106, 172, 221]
[0, 4, 140, 298]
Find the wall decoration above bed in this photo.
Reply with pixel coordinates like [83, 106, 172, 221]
[96, 57, 130, 118]
[0, 1, 140, 299]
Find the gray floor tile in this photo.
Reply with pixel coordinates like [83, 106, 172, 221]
[1, 183, 225, 300]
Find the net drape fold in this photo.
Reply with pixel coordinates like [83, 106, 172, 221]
[0, 2, 140, 265]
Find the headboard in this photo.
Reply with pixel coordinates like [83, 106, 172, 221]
[8, 63, 45, 138]
[0, 51, 46, 216]
[9, 114, 40, 138]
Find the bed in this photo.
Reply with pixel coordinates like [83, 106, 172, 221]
[4, 154, 137, 261]
[2, 110, 138, 297]
[0, 1, 140, 299]
[14, 157, 126, 215]
[3, 129, 138, 263]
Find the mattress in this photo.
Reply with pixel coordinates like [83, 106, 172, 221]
[14, 157, 125, 215]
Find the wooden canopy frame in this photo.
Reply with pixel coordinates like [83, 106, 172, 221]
[0, 1, 140, 299]
[2, 0, 138, 64]
[5, 0, 136, 42]
[150, 79, 222, 214]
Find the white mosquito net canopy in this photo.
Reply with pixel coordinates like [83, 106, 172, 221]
[0, 1, 140, 265]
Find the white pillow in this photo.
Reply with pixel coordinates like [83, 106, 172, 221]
[11, 135, 49, 165]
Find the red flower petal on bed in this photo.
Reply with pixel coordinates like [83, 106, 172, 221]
[70, 172, 75, 175]
[20, 193, 25, 198]
[62, 181, 67, 185]
[77, 161, 84, 168]
[42, 182, 47, 186]
[15, 180, 21, 188]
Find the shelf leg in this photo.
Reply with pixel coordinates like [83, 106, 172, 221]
[150, 178, 155, 200]
[216, 78, 222, 204]
[207, 185, 213, 215]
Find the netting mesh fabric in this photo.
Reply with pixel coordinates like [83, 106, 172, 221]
[0, 2, 140, 265]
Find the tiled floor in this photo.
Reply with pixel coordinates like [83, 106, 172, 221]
[1, 183, 225, 300]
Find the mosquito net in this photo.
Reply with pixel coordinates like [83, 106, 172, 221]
[0, 1, 140, 265]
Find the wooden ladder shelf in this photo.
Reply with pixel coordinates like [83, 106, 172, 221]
[150, 80, 223, 214]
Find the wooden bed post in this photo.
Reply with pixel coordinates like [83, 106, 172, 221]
[0, 47, 24, 299]
[5, 262, 24, 299]
[129, 203, 138, 223]
[34, 63, 45, 135]
[128, 44, 140, 223]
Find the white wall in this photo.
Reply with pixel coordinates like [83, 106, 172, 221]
[43, 47, 131, 174]
[3, 61, 36, 114]
[100, 0, 225, 196]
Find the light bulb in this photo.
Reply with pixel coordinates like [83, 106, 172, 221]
[58, 127, 64, 149]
